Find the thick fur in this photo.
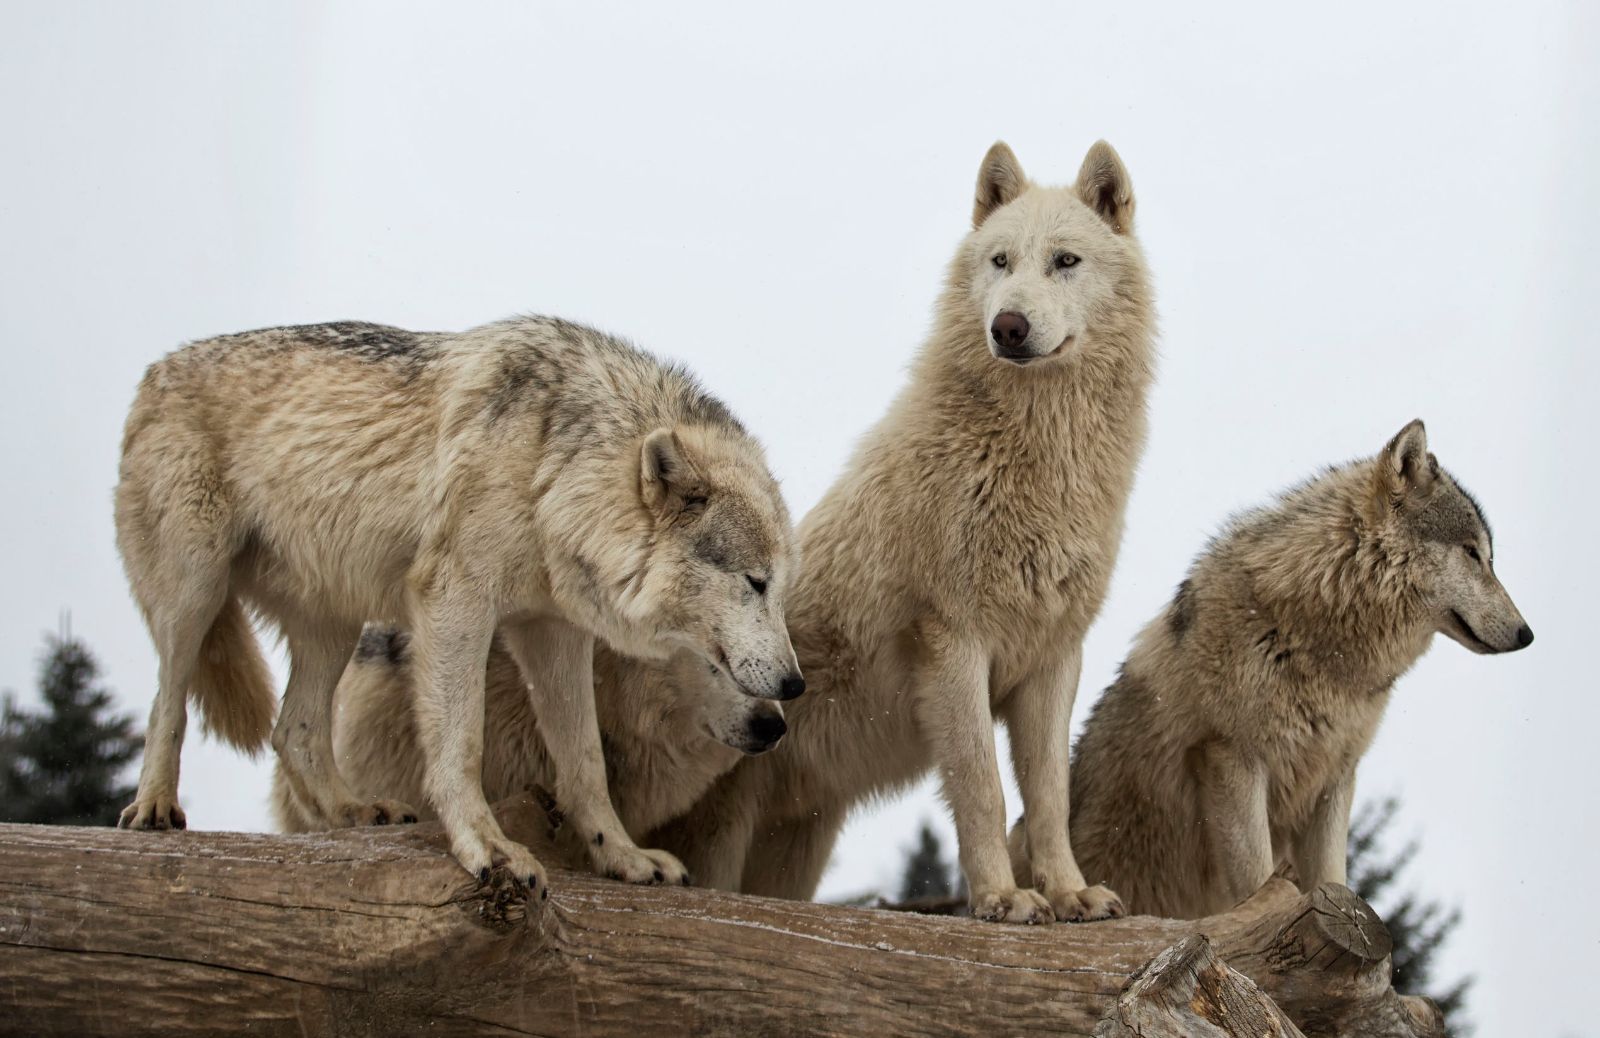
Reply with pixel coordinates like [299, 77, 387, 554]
[651, 141, 1156, 924]
[115, 316, 801, 892]
[1009, 421, 1533, 917]
[272, 627, 786, 867]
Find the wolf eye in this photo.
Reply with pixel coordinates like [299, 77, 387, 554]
[682, 494, 708, 512]
[1055, 252, 1081, 270]
[746, 575, 768, 595]
[1463, 545, 1481, 562]
[991, 253, 1007, 269]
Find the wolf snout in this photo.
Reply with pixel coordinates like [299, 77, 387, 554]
[746, 709, 788, 753]
[1515, 624, 1535, 650]
[990, 311, 1032, 356]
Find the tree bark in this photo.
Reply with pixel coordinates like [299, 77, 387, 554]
[0, 794, 1439, 1037]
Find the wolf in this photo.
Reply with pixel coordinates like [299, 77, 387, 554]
[650, 140, 1156, 924]
[114, 316, 802, 893]
[1008, 420, 1533, 918]
[271, 626, 788, 859]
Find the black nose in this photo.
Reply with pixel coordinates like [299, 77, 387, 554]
[1515, 624, 1534, 649]
[990, 311, 1031, 353]
[777, 673, 806, 700]
[747, 709, 787, 750]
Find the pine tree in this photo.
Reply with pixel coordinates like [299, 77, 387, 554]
[898, 822, 955, 902]
[1346, 797, 1473, 1036]
[0, 628, 142, 826]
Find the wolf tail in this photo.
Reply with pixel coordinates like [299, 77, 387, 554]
[190, 597, 276, 755]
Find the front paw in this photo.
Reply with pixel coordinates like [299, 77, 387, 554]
[455, 834, 549, 900]
[1047, 883, 1125, 922]
[595, 842, 689, 886]
[118, 794, 186, 831]
[970, 886, 1054, 925]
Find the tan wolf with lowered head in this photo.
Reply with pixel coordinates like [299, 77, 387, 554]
[115, 316, 801, 893]
[1008, 420, 1533, 917]
[653, 140, 1156, 923]
[272, 625, 788, 866]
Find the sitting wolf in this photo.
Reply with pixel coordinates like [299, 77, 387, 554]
[272, 626, 788, 865]
[114, 315, 801, 894]
[1009, 420, 1533, 917]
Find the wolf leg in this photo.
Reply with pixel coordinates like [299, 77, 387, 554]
[500, 616, 687, 886]
[1197, 739, 1274, 910]
[408, 586, 546, 891]
[1003, 645, 1124, 921]
[119, 573, 229, 831]
[913, 631, 1052, 924]
[1293, 767, 1355, 890]
[272, 619, 416, 828]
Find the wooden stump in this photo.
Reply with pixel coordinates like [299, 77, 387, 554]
[1094, 934, 1305, 1037]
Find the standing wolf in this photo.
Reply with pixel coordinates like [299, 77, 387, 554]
[654, 141, 1155, 923]
[115, 316, 802, 892]
[271, 626, 789, 852]
[1009, 421, 1533, 918]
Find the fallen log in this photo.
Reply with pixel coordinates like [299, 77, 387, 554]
[0, 793, 1439, 1037]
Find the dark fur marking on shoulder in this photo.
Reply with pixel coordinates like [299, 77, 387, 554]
[355, 626, 410, 667]
[1168, 579, 1194, 638]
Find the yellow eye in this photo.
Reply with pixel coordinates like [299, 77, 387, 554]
[1055, 252, 1081, 270]
[1464, 545, 1481, 562]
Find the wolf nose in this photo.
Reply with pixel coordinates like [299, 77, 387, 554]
[747, 710, 788, 751]
[990, 311, 1031, 353]
[1515, 624, 1534, 649]
[777, 673, 806, 700]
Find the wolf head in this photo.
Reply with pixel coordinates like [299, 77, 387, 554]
[670, 653, 789, 755]
[1372, 420, 1533, 654]
[626, 425, 806, 700]
[959, 140, 1143, 366]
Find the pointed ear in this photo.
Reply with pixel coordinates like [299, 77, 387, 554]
[1377, 419, 1437, 507]
[640, 428, 706, 516]
[973, 142, 1027, 228]
[1075, 140, 1135, 234]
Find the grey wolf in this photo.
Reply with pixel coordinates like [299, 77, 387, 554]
[652, 141, 1156, 923]
[271, 625, 787, 862]
[114, 316, 801, 893]
[1008, 420, 1533, 917]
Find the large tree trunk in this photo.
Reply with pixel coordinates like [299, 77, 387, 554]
[0, 793, 1442, 1037]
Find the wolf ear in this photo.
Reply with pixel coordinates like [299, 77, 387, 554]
[1378, 419, 1437, 507]
[640, 428, 707, 516]
[1075, 140, 1135, 235]
[973, 142, 1027, 228]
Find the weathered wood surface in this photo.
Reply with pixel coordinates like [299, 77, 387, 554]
[1094, 934, 1306, 1037]
[0, 794, 1437, 1037]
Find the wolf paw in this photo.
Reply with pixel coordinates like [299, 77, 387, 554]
[331, 798, 420, 828]
[970, 886, 1054, 924]
[457, 835, 549, 900]
[118, 794, 187, 831]
[596, 843, 689, 886]
[1048, 883, 1125, 922]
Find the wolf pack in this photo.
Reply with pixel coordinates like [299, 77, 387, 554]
[112, 140, 1532, 926]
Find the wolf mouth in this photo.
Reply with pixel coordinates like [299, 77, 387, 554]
[1450, 611, 1497, 653]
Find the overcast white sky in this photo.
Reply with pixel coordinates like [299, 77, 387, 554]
[2, 3, 1595, 1033]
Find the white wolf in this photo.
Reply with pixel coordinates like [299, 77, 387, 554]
[114, 316, 802, 894]
[1009, 420, 1533, 917]
[653, 140, 1157, 923]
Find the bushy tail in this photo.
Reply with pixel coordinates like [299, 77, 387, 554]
[191, 597, 276, 755]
